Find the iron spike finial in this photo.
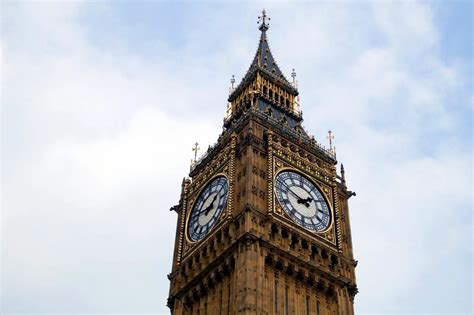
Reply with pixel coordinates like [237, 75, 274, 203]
[258, 9, 270, 32]
[230, 74, 235, 89]
[291, 68, 296, 83]
[192, 142, 200, 163]
[341, 163, 346, 184]
[327, 130, 334, 151]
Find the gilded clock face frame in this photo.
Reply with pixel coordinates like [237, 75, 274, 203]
[274, 170, 331, 232]
[187, 175, 229, 242]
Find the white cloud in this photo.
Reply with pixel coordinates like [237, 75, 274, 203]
[3, 3, 222, 312]
[4, 106, 218, 312]
[372, 2, 438, 55]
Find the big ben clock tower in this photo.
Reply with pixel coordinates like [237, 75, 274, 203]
[168, 10, 358, 314]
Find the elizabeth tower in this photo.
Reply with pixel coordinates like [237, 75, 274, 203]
[168, 11, 358, 314]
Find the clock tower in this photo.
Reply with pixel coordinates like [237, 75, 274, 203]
[168, 10, 358, 314]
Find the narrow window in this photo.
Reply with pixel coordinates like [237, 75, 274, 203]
[204, 302, 208, 315]
[306, 296, 310, 315]
[228, 280, 232, 315]
[316, 301, 320, 315]
[285, 286, 289, 315]
[274, 281, 278, 314]
[219, 289, 223, 315]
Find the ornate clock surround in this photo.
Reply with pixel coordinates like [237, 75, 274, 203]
[179, 133, 237, 260]
[272, 158, 339, 248]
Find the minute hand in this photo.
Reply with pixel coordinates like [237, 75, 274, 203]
[277, 179, 306, 201]
[203, 194, 218, 215]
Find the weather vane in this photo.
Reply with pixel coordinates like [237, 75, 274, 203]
[258, 9, 270, 32]
[327, 130, 334, 151]
[192, 142, 200, 163]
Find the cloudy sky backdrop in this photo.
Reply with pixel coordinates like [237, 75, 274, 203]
[2, 1, 472, 314]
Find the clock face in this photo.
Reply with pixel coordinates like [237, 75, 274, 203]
[187, 176, 229, 242]
[275, 170, 331, 232]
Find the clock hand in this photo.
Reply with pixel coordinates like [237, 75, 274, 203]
[297, 196, 313, 204]
[277, 179, 305, 201]
[203, 194, 218, 216]
[298, 196, 313, 208]
[277, 180, 316, 208]
[202, 204, 213, 216]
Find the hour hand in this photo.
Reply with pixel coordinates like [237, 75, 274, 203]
[204, 194, 218, 215]
[297, 196, 313, 208]
[297, 196, 312, 204]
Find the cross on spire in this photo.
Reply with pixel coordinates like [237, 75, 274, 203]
[192, 142, 200, 163]
[327, 130, 334, 150]
[258, 9, 270, 32]
[291, 68, 296, 83]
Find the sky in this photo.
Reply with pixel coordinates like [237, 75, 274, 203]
[1, 1, 472, 314]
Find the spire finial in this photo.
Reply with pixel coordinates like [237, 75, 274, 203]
[192, 142, 200, 163]
[327, 130, 334, 151]
[341, 164, 346, 185]
[258, 9, 270, 32]
[230, 75, 235, 89]
[291, 68, 296, 83]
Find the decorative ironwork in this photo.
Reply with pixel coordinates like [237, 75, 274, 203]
[258, 9, 270, 32]
[190, 141, 217, 172]
[192, 142, 200, 163]
[327, 130, 334, 151]
[229, 74, 236, 95]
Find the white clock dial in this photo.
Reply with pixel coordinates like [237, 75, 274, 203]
[187, 176, 228, 242]
[275, 171, 331, 232]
